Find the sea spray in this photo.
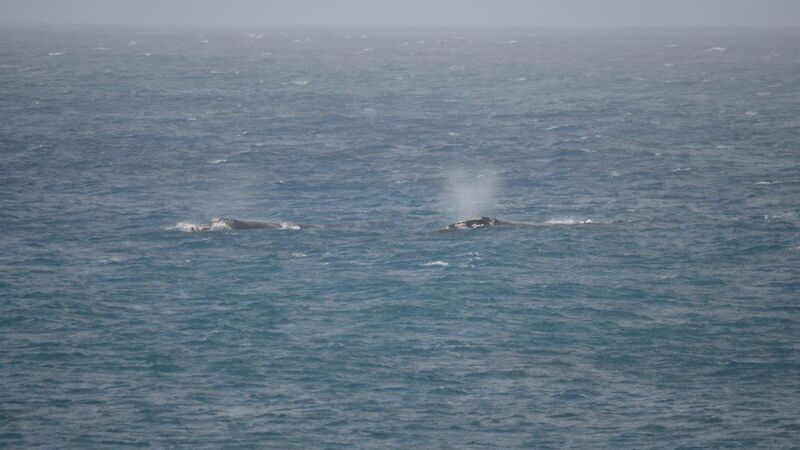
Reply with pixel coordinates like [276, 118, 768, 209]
[440, 168, 499, 221]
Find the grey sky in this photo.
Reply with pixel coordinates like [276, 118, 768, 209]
[2, 0, 799, 27]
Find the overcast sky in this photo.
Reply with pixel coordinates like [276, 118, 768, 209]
[2, 0, 799, 27]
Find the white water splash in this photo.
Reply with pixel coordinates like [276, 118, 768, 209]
[424, 260, 449, 267]
[544, 217, 595, 225]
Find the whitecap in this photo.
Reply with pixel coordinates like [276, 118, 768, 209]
[745, 111, 758, 117]
[709, 47, 727, 52]
[291, 252, 308, 258]
[174, 219, 231, 232]
[209, 159, 227, 164]
[99, 255, 125, 264]
[424, 261, 449, 267]
[543, 124, 574, 131]
[174, 222, 200, 232]
[47, 52, 63, 56]
[448, 131, 460, 136]
[610, 170, 620, 177]
[292, 79, 310, 86]
[545, 217, 594, 225]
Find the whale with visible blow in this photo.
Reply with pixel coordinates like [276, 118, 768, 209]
[438, 216, 600, 232]
[185, 217, 317, 232]
[438, 216, 509, 231]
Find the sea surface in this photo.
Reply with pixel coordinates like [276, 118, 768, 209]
[1, 25, 799, 448]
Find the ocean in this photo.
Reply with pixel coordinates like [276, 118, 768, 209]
[1, 25, 799, 448]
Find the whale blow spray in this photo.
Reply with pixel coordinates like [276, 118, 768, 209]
[441, 168, 499, 221]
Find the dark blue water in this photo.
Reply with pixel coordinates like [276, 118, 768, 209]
[1, 25, 799, 448]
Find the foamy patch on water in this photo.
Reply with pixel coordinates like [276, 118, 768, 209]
[291, 252, 308, 258]
[545, 217, 595, 225]
[745, 111, 758, 117]
[48, 52, 63, 56]
[209, 159, 227, 164]
[709, 47, 727, 52]
[174, 222, 201, 232]
[424, 260, 449, 267]
[448, 131, 460, 136]
[174, 219, 232, 232]
[292, 79, 310, 86]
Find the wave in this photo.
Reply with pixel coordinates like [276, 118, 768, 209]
[543, 217, 596, 225]
[424, 260, 449, 267]
[543, 123, 576, 131]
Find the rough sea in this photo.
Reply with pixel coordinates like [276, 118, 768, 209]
[1, 25, 799, 448]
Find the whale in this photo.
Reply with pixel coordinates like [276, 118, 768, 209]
[438, 216, 602, 231]
[186, 217, 317, 232]
[438, 216, 509, 231]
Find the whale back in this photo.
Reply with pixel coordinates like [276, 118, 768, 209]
[440, 216, 506, 231]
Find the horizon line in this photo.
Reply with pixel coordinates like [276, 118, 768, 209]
[2, 21, 800, 29]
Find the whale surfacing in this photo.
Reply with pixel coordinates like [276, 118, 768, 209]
[439, 216, 508, 232]
[186, 217, 315, 232]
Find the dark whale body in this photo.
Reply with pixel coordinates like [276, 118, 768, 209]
[438, 216, 510, 231]
[187, 217, 316, 232]
[438, 216, 603, 232]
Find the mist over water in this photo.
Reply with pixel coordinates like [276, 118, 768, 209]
[441, 168, 499, 221]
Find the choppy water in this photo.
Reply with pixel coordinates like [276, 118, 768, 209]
[1, 25, 799, 448]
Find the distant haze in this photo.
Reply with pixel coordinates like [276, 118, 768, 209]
[2, 0, 799, 27]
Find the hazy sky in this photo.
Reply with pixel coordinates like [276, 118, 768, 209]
[2, 0, 799, 27]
